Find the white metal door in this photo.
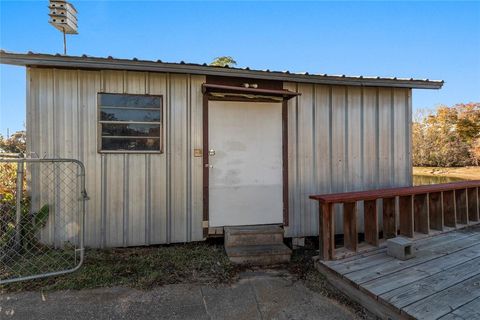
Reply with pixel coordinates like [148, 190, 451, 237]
[209, 101, 283, 227]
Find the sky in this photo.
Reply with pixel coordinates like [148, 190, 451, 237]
[0, 1, 479, 136]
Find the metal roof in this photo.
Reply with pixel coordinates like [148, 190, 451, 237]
[0, 50, 444, 89]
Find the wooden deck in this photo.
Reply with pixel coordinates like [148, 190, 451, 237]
[315, 225, 480, 320]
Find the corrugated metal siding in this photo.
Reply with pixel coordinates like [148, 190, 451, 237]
[27, 68, 412, 246]
[27, 68, 205, 248]
[284, 83, 412, 237]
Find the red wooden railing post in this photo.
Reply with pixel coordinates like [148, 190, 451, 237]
[383, 197, 397, 239]
[455, 189, 468, 225]
[319, 202, 334, 260]
[467, 188, 479, 222]
[399, 195, 414, 237]
[364, 199, 379, 246]
[443, 190, 456, 228]
[414, 194, 429, 234]
[343, 202, 358, 252]
[310, 180, 480, 260]
[429, 192, 443, 231]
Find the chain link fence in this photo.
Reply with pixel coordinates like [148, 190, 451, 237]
[0, 157, 87, 284]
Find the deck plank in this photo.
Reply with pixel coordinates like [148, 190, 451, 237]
[362, 244, 480, 295]
[402, 273, 480, 319]
[317, 225, 480, 320]
[344, 231, 480, 283]
[324, 228, 476, 268]
[438, 297, 480, 320]
[363, 244, 480, 296]
[380, 256, 480, 309]
[326, 229, 476, 274]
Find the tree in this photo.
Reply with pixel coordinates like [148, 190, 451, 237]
[209, 56, 237, 67]
[471, 138, 480, 166]
[412, 103, 480, 167]
[0, 130, 26, 154]
[456, 103, 480, 145]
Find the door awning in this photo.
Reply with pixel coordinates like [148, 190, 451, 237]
[202, 83, 300, 102]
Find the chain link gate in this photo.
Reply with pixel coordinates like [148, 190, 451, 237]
[0, 157, 87, 284]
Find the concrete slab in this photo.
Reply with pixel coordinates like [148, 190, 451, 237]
[201, 282, 261, 319]
[1, 272, 359, 320]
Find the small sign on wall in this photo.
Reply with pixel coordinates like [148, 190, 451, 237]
[194, 149, 203, 157]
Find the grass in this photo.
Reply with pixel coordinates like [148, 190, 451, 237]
[1, 241, 238, 293]
[413, 166, 480, 180]
[1, 249, 78, 280]
[2, 238, 372, 318]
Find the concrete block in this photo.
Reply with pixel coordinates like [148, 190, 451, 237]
[387, 236, 416, 260]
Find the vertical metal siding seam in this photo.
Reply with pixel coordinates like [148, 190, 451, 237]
[52, 69, 58, 244]
[26, 69, 31, 155]
[186, 75, 192, 242]
[145, 155, 151, 245]
[375, 88, 380, 186]
[360, 87, 365, 188]
[166, 73, 171, 243]
[75, 71, 82, 246]
[145, 73, 151, 245]
[122, 71, 127, 94]
[298, 85, 304, 235]
[407, 89, 413, 185]
[76, 71, 82, 161]
[123, 154, 129, 247]
[390, 89, 395, 185]
[122, 71, 128, 247]
[311, 84, 317, 236]
[328, 86, 333, 193]
[144, 72, 148, 93]
[294, 83, 300, 235]
[100, 71, 106, 248]
[53, 69, 58, 157]
[72, 71, 77, 159]
[101, 155, 106, 248]
[344, 87, 349, 192]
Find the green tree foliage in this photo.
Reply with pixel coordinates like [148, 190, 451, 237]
[413, 103, 480, 167]
[0, 130, 26, 154]
[209, 56, 237, 67]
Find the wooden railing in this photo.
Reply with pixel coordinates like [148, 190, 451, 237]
[309, 180, 480, 260]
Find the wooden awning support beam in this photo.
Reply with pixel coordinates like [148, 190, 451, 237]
[202, 83, 300, 101]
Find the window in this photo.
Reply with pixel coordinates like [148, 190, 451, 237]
[98, 93, 163, 152]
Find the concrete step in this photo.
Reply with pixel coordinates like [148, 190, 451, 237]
[225, 243, 292, 265]
[224, 225, 284, 248]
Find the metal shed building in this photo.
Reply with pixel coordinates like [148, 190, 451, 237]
[0, 51, 443, 248]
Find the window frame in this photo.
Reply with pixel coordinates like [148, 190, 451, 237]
[97, 92, 164, 154]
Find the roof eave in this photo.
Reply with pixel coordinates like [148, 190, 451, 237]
[0, 51, 444, 90]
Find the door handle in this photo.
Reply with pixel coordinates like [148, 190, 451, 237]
[208, 149, 216, 156]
